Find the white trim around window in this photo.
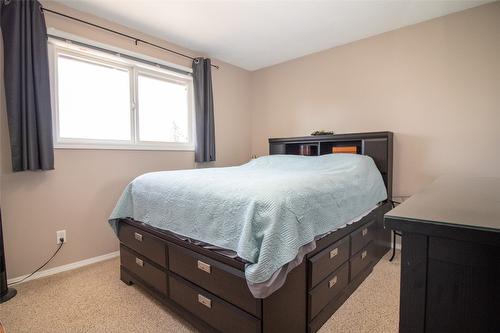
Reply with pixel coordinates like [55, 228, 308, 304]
[48, 36, 195, 151]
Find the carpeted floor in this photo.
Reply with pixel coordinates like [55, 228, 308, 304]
[0, 251, 400, 333]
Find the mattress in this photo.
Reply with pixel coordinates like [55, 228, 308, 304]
[109, 154, 387, 297]
[165, 203, 379, 297]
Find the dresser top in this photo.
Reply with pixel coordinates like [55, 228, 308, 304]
[385, 177, 500, 233]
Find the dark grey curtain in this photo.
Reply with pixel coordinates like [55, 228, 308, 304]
[1, 0, 54, 171]
[192, 57, 215, 163]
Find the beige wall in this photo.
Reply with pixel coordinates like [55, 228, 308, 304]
[250, 2, 500, 197]
[0, 2, 251, 279]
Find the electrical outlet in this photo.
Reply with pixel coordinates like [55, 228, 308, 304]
[56, 230, 67, 244]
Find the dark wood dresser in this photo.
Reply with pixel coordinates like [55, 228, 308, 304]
[385, 177, 500, 333]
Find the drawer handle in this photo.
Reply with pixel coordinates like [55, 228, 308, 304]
[329, 248, 338, 259]
[329, 276, 338, 288]
[134, 232, 143, 242]
[362, 228, 368, 237]
[198, 294, 212, 308]
[361, 250, 367, 260]
[197, 260, 211, 274]
[135, 257, 144, 267]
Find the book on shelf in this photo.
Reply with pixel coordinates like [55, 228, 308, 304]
[299, 145, 315, 156]
[332, 146, 357, 154]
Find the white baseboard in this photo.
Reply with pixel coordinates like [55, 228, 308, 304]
[7, 232, 402, 285]
[8, 251, 119, 285]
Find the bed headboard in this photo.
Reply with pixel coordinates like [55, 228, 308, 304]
[268, 132, 393, 200]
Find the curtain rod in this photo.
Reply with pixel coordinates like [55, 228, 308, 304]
[41, 7, 219, 69]
[48, 34, 192, 77]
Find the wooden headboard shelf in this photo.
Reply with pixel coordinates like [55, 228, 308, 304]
[268, 131, 393, 200]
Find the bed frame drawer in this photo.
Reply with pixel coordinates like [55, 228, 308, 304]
[118, 223, 167, 268]
[168, 243, 260, 317]
[308, 236, 350, 289]
[120, 245, 167, 296]
[350, 219, 376, 255]
[350, 241, 375, 281]
[308, 262, 349, 320]
[169, 274, 261, 333]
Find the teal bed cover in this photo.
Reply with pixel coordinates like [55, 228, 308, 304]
[109, 154, 387, 287]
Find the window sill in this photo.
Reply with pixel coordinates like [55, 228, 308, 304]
[54, 143, 195, 152]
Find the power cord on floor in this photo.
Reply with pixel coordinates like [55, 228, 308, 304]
[390, 200, 402, 208]
[8, 238, 65, 286]
[388, 200, 402, 262]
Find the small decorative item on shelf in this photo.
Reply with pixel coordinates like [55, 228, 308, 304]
[299, 145, 314, 156]
[311, 130, 334, 136]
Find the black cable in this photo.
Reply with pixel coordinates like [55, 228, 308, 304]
[8, 241, 64, 286]
[390, 200, 402, 208]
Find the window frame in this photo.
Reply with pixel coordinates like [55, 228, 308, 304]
[48, 39, 195, 151]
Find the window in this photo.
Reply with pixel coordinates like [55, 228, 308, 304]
[137, 73, 190, 143]
[48, 40, 194, 150]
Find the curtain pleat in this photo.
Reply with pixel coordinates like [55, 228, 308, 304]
[192, 57, 216, 163]
[1, 0, 54, 171]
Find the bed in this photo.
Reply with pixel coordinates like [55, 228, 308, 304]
[111, 131, 393, 333]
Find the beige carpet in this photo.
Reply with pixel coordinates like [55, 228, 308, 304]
[0, 252, 400, 333]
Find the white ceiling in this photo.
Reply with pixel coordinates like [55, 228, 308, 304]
[52, 0, 493, 71]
